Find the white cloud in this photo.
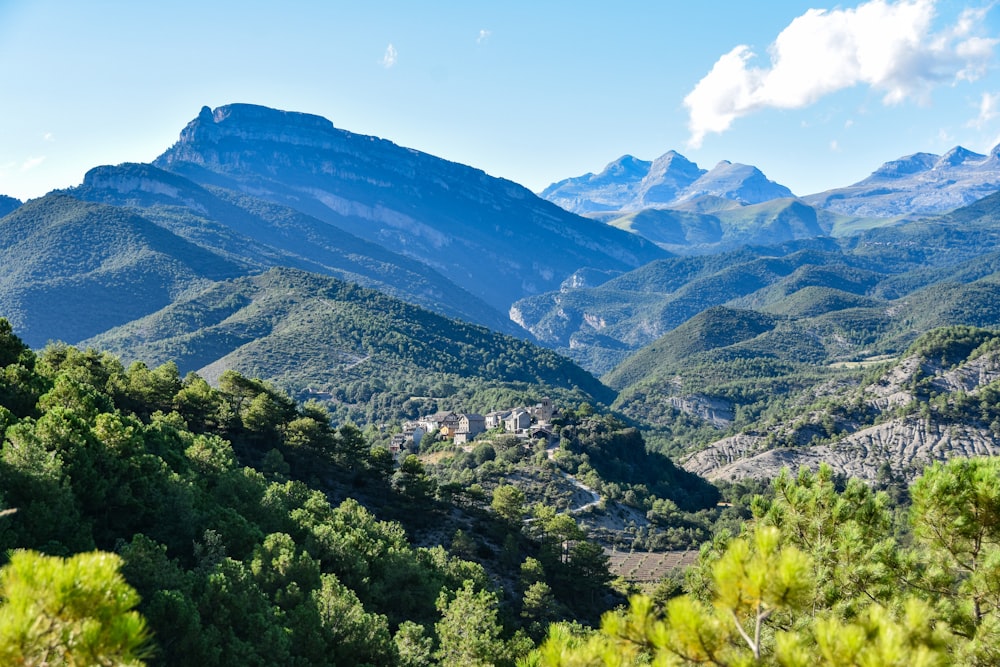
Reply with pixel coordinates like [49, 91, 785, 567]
[477, 29, 491, 44]
[381, 43, 397, 68]
[42, 132, 54, 142]
[20, 156, 45, 171]
[830, 139, 841, 152]
[684, 0, 999, 147]
[969, 91, 1000, 128]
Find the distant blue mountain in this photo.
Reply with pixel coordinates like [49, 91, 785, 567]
[802, 144, 1000, 217]
[676, 161, 794, 205]
[540, 151, 793, 214]
[538, 155, 654, 213]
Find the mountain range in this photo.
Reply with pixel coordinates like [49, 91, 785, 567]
[801, 145, 1000, 217]
[6, 102, 1000, 480]
[151, 104, 666, 313]
[513, 191, 1000, 375]
[539, 151, 794, 214]
[541, 143, 1000, 221]
[65, 161, 519, 336]
[0, 103, 668, 421]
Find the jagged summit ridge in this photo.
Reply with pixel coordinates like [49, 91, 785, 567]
[160, 104, 360, 172]
[804, 143, 1000, 217]
[540, 150, 793, 214]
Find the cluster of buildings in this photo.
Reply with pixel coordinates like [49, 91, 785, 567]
[389, 397, 556, 457]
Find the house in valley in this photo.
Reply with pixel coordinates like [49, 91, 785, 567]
[453, 413, 486, 445]
[504, 408, 531, 433]
[485, 410, 510, 430]
[389, 433, 408, 459]
[402, 421, 426, 447]
[418, 411, 457, 435]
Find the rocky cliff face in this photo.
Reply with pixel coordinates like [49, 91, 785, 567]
[155, 104, 666, 313]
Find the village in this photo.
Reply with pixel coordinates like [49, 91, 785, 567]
[388, 397, 557, 458]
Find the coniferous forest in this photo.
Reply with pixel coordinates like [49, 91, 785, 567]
[2, 311, 1000, 666]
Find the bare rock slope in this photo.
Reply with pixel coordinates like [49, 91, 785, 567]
[683, 348, 1000, 482]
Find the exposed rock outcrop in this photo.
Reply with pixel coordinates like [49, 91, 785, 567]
[682, 350, 1000, 483]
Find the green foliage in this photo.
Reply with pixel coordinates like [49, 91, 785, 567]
[554, 413, 719, 511]
[0, 325, 591, 665]
[905, 325, 1000, 368]
[0, 194, 244, 349]
[0, 550, 150, 666]
[909, 458, 1000, 665]
[86, 267, 613, 425]
[435, 581, 518, 667]
[492, 484, 527, 526]
[526, 458, 1000, 665]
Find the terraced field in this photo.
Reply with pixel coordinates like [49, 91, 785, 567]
[606, 549, 699, 582]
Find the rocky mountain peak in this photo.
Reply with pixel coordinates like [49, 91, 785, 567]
[934, 146, 985, 169]
[804, 143, 1000, 216]
[635, 150, 706, 206]
[676, 161, 794, 204]
[150, 103, 665, 313]
[161, 104, 346, 170]
[867, 152, 939, 180]
[541, 151, 794, 213]
[598, 155, 652, 179]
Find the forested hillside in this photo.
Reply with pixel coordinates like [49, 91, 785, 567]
[82, 267, 614, 424]
[675, 326, 1000, 482]
[5, 315, 1000, 665]
[0, 320, 627, 665]
[0, 195, 245, 347]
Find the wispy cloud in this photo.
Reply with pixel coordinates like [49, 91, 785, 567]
[969, 91, 1000, 128]
[477, 29, 491, 44]
[684, 0, 999, 148]
[42, 132, 54, 142]
[381, 43, 397, 68]
[20, 156, 45, 171]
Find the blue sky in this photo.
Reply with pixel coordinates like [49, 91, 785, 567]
[3, 0, 1000, 201]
